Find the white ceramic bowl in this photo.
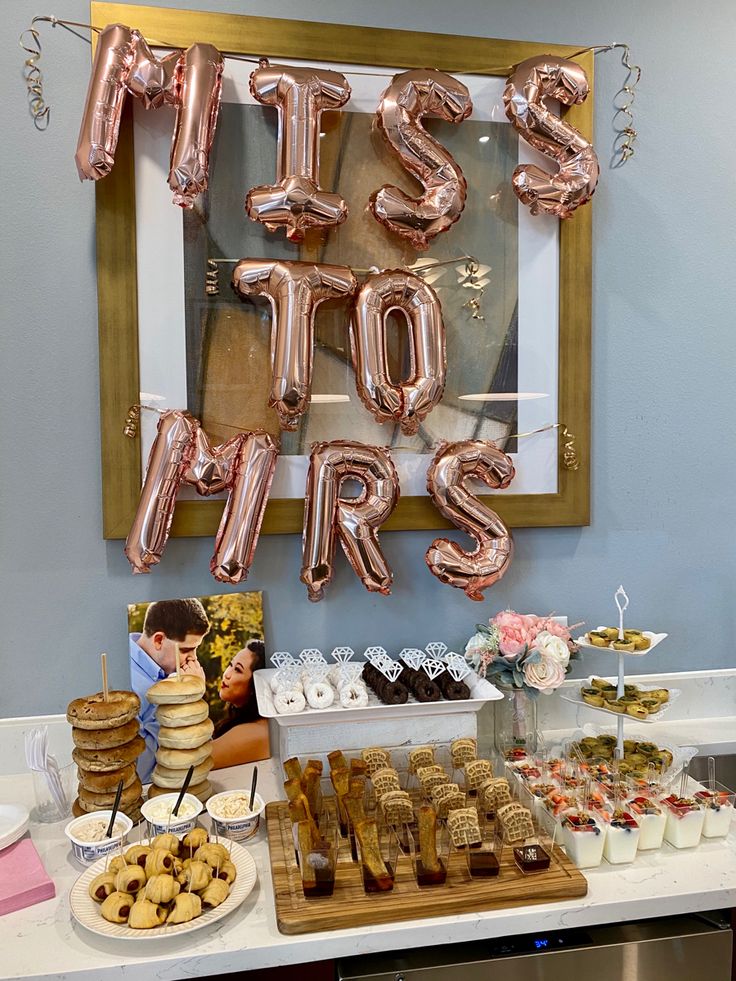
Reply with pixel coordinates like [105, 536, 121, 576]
[65, 811, 133, 865]
[140, 793, 202, 837]
[206, 791, 265, 841]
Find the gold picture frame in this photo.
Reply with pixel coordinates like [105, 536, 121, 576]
[93, 2, 592, 539]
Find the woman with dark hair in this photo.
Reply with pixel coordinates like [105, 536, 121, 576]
[211, 640, 270, 770]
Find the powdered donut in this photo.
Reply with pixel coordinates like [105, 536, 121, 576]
[273, 689, 306, 715]
[305, 681, 335, 710]
[339, 683, 369, 709]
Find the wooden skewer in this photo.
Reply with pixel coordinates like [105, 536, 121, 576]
[101, 653, 109, 701]
[175, 644, 181, 682]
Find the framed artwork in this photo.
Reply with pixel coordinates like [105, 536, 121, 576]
[127, 591, 270, 769]
[94, 2, 592, 539]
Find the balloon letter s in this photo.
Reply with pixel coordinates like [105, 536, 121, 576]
[425, 440, 515, 601]
[503, 55, 598, 218]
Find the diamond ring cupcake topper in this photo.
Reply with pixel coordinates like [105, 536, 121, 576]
[364, 646, 388, 664]
[271, 652, 295, 668]
[299, 648, 326, 664]
[342, 663, 363, 684]
[377, 660, 403, 682]
[425, 642, 448, 660]
[445, 654, 471, 682]
[421, 658, 446, 680]
[330, 647, 355, 664]
[400, 648, 426, 669]
[303, 663, 329, 682]
[276, 664, 301, 688]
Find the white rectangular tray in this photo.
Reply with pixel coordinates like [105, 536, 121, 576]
[574, 629, 668, 657]
[254, 667, 503, 727]
[560, 677, 680, 724]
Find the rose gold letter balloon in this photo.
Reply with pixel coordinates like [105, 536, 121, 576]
[124, 411, 278, 583]
[245, 61, 351, 241]
[503, 56, 599, 218]
[126, 34, 179, 109]
[350, 270, 446, 435]
[425, 440, 515, 601]
[301, 441, 399, 602]
[370, 70, 473, 250]
[168, 43, 224, 207]
[75, 23, 136, 180]
[76, 27, 223, 207]
[232, 259, 356, 431]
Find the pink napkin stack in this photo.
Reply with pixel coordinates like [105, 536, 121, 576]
[0, 839, 55, 915]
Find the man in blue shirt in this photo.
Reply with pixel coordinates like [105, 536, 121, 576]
[129, 598, 210, 783]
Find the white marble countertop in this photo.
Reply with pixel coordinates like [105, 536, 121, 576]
[2, 752, 736, 981]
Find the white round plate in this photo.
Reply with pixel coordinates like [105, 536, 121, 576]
[70, 839, 257, 940]
[574, 629, 668, 657]
[560, 679, 681, 724]
[0, 804, 30, 851]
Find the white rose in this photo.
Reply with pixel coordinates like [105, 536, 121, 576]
[522, 652, 567, 694]
[534, 630, 570, 669]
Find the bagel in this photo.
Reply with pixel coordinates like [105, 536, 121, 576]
[72, 718, 139, 751]
[72, 735, 145, 772]
[66, 690, 140, 730]
[77, 763, 138, 794]
[155, 700, 209, 728]
[146, 675, 205, 705]
[147, 779, 213, 803]
[157, 719, 214, 750]
[78, 777, 143, 810]
[155, 741, 213, 770]
[152, 758, 213, 789]
[73, 796, 143, 822]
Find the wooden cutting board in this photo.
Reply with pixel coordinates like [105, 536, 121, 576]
[266, 801, 587, 935]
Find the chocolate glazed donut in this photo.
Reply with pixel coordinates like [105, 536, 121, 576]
[362, 663, 409, 704]
[439, 674, 471, 700]
[412, 674, 442, 702]
[378, 680, 409, 705]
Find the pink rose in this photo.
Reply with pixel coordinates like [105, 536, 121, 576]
[492, 610, 536, 657]
[533, 616, 572, 644]
[522, 651, 567, 694]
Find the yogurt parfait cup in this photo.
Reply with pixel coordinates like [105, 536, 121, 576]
[64, 811, 133, 865]
[561, 810, 606, 869]
[207, 791, 266, 841]
[662, 796, 704, 849]
[602, 810, 640, 864]
[694, 783, 735, 838]
[630, 796, 666, 850]
[140, 793, 202, 837]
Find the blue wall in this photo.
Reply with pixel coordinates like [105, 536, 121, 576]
[2, 0, 734, 716]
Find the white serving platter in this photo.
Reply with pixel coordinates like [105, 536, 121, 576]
[574, 629, 668, 657]
[70, 838, 257, 940]
[254, 667, 503, 727]
[0, 803, 30, 852]
[561, 678, 681, 724]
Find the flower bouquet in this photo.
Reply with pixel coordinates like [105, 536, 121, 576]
[465, 611, 581, 697]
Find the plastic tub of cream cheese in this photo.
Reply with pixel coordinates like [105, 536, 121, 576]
[140, 793, 202, 837]
[64, 811, 133, 864]
[206, 791, 265, 841]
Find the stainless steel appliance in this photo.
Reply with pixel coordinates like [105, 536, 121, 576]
[336, 912, 732, 981]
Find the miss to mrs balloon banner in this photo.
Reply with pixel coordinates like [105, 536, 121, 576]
[86, 24, 594, 600]
[77, 23, 599, 228]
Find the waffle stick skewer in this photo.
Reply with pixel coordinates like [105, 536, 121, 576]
[354, 819, 392, 891]
[417, 804, 442, 874]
